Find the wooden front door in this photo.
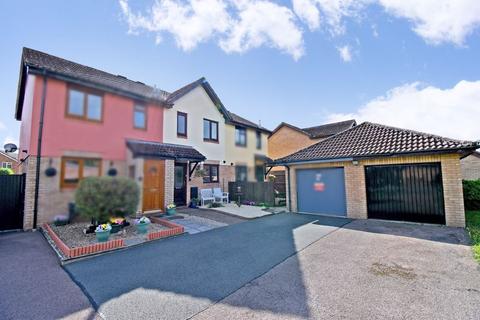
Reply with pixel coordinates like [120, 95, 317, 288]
[174, 163, 187, 206]
[143, 160, 165, 211]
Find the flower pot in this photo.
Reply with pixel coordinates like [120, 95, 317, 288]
[110, 224, 122, 234]
[95, 230, 111, 242]
[166, 208, 176, 216]
[136, 222, 150, 234]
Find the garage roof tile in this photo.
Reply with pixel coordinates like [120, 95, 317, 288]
[273, 122, 479, 164]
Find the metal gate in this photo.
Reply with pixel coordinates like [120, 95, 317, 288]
[365, 163, 445, 224]
[0, 174, 25, 231]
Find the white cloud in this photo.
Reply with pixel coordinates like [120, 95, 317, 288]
[0, 120, 5, 131]
[119, 0, 480, 58]
[292, 0, 480, 45]
[379, 0, 480, 45]
[119, 0, 304, 59]
[220, 0, 304, 60]
[119, 0, 231, 50]
[337, 45, 352, 62]
[326, 80, 480, 141]
[293, 0, 370, 34]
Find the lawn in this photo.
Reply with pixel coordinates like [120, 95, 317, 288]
[466, 211, 480, 262]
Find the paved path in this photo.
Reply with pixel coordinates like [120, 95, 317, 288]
[0, 231, 97, 320]
[65, 213, 350, 320]
[203, 203, 283, 219]
[194, 219, 480, 320]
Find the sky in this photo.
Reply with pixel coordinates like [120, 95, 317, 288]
[1, 0, 480, 148]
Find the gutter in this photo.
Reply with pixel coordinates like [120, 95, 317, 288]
[27, 67, 169, 108]
[33, 71, 48, 229]
[272, 157, 354, 167]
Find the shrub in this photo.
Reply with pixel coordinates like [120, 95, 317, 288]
[75, 176, 139, 224]
[208, 202, 224, 208]
[0, 168, 14, 175]
[463, 180, 480, 211]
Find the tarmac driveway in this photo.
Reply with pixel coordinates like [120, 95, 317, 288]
[195, 219, 480, 320]
[65, 213, 349, 320]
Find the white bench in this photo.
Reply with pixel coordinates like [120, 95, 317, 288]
[200, 188, 215, 206]
[213, 187, 229, 203]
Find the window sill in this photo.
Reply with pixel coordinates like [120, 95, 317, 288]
[204, 139, 219, 144]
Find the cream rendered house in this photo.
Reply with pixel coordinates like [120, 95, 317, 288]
[163, 78, 271, 205]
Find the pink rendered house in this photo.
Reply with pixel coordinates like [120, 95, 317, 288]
[15, 48, 205, 229]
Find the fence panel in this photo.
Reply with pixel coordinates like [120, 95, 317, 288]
[228, 181, 275, 206]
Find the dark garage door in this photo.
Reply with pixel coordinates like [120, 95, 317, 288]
[297, 167, 347, 216]
[365, 163, 445, 224]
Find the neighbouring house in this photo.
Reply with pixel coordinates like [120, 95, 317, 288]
[267, 119, 356, 194]
[461, 151, 480, 180]
[0, 151, 19, 173]
[270, 122, 479, 227]
[142, 77, 270, 208]
[14, 47, 269, 229]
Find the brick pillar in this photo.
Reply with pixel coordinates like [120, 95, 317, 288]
[345, 164, 368, 219]
[164, 159, 174, 210]
[441, 155, 466, 227]
[23, 157, 37, 230]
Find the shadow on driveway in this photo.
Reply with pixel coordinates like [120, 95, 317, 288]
[65, 213, 351, 320]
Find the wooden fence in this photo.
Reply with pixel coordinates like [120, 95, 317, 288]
[228, 181, 275, 206]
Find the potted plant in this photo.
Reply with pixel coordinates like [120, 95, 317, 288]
[135, 216, 151, 234]
[189, 198, 199, 209]
[166, 203, 176, 215]
[109, 217, 126, 234]
[95, 223, 112, 242]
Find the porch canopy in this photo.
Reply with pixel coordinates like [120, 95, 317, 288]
[126, 139, 206, 162]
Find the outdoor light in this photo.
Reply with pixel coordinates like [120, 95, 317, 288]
[352, 160, 359, 166]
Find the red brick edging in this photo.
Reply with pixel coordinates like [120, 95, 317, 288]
[43, 223, 125, 259]
[43, 218, 184, 259]
[148, 217, 184, 241]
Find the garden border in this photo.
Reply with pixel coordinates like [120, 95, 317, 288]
[42, 217, 185, 260]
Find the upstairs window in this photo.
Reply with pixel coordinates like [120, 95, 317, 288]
[67, 87, 102, 122]
[256, 131, 262, 149]
[177, 112, 187, 137]
[235, 126, 247, 147]
[134, 105, 146, 129]
[203, 164, 219, 183]
[203, 119, 219, 142]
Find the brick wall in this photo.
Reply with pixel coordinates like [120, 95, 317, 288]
[287, 153, 466, 227]
[164, 159, 174, 209]
[461, 154, 480, 180]
[268, 126, 322, 160]
[23, 156, 127, 229]
[186, 163, 235, 204]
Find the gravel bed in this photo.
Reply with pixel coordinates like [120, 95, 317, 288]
[49, 219, 169, 248]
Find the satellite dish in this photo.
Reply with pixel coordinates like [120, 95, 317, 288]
[4, 143, 18, 153]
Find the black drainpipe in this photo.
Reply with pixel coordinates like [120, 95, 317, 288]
[32, 71, 48, 229]
[286, 165, 292, 212]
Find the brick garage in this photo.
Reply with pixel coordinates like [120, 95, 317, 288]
[274, 122, 479, 227]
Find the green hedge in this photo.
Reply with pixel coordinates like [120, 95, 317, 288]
[463, 180, 480, 211]
[75, 176, 139, 224]
[0, 168, 14, 175]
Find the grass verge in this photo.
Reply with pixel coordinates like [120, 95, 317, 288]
[466, 211, 480, 262]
